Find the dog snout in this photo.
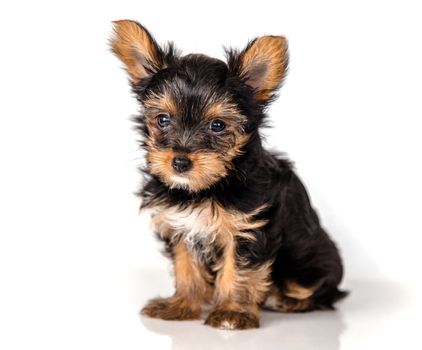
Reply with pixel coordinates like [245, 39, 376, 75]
[172, 156, 192, 173]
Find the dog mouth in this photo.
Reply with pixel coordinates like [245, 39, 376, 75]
[147, 147, 230, 192]
[169, 174, 191, 187]
[167, 155, 194, 189]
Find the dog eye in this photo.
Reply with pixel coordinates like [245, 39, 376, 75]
[210, 119, 226, 133]
[156, 113, 171, 128]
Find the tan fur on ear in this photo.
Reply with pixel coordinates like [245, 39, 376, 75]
[111, 20, 161, 83]
[240, 36, 288, 100]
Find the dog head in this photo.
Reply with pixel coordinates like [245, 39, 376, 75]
[111, 20, 288, 192]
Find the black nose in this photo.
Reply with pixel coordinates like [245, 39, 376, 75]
[172, 156, 192, 173]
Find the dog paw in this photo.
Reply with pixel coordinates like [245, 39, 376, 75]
[204, 309, 259, 330]
[140, 297, 201, 320]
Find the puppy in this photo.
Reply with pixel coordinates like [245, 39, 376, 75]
[110, 20, 347, 330]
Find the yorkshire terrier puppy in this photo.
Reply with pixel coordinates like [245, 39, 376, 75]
[111, 20, 347, 330]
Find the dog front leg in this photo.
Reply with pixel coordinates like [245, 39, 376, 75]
[141, 241, 211, 320]
[205, 239, 272, 329]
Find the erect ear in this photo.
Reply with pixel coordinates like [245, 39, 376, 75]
[228, 36, 288, 101]
[110, 20, 164, 83]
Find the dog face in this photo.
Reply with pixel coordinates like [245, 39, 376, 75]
[111, 20, 288, 192]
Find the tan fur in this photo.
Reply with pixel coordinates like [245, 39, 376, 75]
[141, 241, 212, 320]
[276, 296, 312, 312]
[141, 86, 250, 193]
[141, 295, 201, 320]
[111, 20, 160, 83]
[214, 239, 236, 300]
[225, 133, 250, 162]
[147, 201, 268, 282]
[284, 280, 314, 300]
[203, 98, 246, 123]
[205, 240, 272, 328]
[204, 308, 259, 330]
[241, 35, 288, 100]
[147, 200, 268, 244]
[143, 90, 178, 122]
[145, 200, 271, 328]
[147, 200, 267, 269]
[172, 242, 213, 301]
[213, 239, 273, 316]
[146, 147, 228, 192]
[145, 136, 250, 192]
[263, 284, 313, 312]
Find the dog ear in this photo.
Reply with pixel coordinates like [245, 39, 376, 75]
[110, 20, 164, 83]
[228, 36, 288, 102]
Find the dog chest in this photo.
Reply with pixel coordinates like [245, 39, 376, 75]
[150, 202, 223, 263]
[148, 200, 265, 263]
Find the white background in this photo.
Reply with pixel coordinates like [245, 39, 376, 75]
[0, 1, 421, 349]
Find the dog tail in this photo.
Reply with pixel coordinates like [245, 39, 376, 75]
[312, 286, 350, 310]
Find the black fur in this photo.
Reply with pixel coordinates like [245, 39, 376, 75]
[112, 20, 347, 314]
[142, 145, 346, 309]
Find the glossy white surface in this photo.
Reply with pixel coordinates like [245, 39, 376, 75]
[1, 0, 422, 349]
[130, 270, 420, 350]
[1, 264, 420, 350]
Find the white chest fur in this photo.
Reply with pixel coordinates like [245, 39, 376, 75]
[148, 201, 266, 263]
[161, 204, 218, 242]
[149, 202, 222, 263]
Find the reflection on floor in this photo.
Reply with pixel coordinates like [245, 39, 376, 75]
[130, 268, 418, 350]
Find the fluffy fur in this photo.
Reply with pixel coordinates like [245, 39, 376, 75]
[111, 19, 347, 330]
